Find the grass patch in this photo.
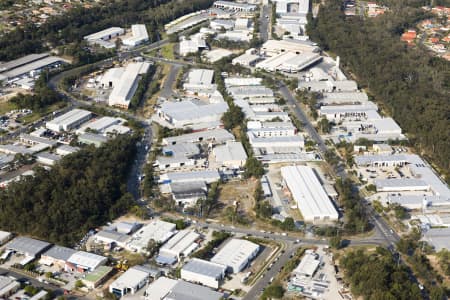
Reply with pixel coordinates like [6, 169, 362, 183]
[160, 43, 175, 60]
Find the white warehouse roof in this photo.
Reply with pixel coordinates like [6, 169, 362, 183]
[187, 69, 214, 85]
[281, 166, 339, 223]
[123, 24, 149, 47]
[46, 109, 92, 132]
[108, 62, 150, 108]
[127, 220, 176, 252]
[159, 230, 200, 259]
[182, 258, 226, 279]
[84, 27, 124, 41]
[109, 266, 150, 292]
[67, 251, 107, 270]
[211, 239, 259, 273]
[162, 128, 234, 145]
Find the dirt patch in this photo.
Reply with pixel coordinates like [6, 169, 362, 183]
[427, 254, 450, 286]
[218, 178, 259, 218]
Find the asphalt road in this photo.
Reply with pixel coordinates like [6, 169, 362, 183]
[160, 64, 181, 99]
[243, 243, 299, 300]
[260, 4, 271, 42]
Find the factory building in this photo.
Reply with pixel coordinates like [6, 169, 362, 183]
[281, 166, 339, 223]
[181, 258, 227, 289]
[211, 239, 259, 273]
[123, 24, 149, 47]
[108, 62, 151, 109]
[213, 0, 257, 11]
[157, 230, 200, 265]
[65, 251, 107, 273]
[212, 141, 248, 169]
[109, 265, 155, 297]
[46, 109, 92, 132]
[126, 220, 176, 253]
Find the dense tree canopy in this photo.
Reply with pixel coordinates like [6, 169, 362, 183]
[341, 248, 422, 299]
[307, 0, 450, 182]
[0, 135, 137, 246]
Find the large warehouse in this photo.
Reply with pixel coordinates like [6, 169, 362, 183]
[109, 265, 153, 297]
[281, 166, 339, 223]
[212, 141, 248, 169]
[108, 62, 150, 109]
[123, 24, 149, 47]
[5, 237, 51, 261]
[46, 109, 92, 132]
[126, 220, 176, 253]
[181, 258, 227, 289]
[211, 239, 259, 274]
[157, 230, 200, 264]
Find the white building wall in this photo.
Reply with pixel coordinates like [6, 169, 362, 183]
[180, 270, 220, 289]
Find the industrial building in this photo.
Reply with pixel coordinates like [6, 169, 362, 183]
[123, 24, 149, 47]
[84, 27, 125, 48]
[281, 166, 339, 223]
[158, 170, 221, 184]
[248, 131, 305, 153]
[126, 220, 176, 253]
[94, 230, 131, 248]
[211, 239, 259, 273]
[0, 276, 20, 298]
[357, 154, 450, 209]
[255, 51, 322, 73]
[422, 228, 450, 251]
[293, 251, 320, 278]
[109, 265, 154, 297]
[212, 141, 248, 169]
[5, 237, 51, 259]
[82, 266, 113, 289]
[168, 181, 208, 206]
[78, 133, 109, 147]
[65, 251, 107, 273]
[232, 52, 261, 66]
[0, 53, 67, 82]
[181, 258, 227, 289]
[157, 230, 200, 264]
[183, 69, 216, 96]
[35, 152, 62, 166]
[261, 39, 319, 56]
[108, 62, 151, 108]
[319, 92, 369, 105]
[0, 231, 11, 246]
[179, 34, 208, 56]
[298, 79, 358, 93]
[157, 100, 228, 128]
[203, 48, 233, 63]
[319, 102, 378, 121]
[76, 116, 125, 134]
[225, 76, 263, 87]
[145, 277, 223, 300]
[247, 121, 297, 137]
[46, 109, 92, 132]
[40, 245, 77, 270]
[374, 178, 429, 192]
[162, 128, 234, 146]
[213, 0, 257, 11]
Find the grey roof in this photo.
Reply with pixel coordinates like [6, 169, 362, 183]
[42, 245, 76, 261]
[35, 151, 62, 162]
[168, 280, 223, 300]
[422, 228, 450, 251]
[6, 237, 51, 257]
[170, 181, 207, 194]
[3, 56, 65, 79]
[79, 133, 109, 144]
[375, 178, 428, 188]
[96, 230, 130, 243]
[0, 53, 49, 73]
[182, 258, 226, 278]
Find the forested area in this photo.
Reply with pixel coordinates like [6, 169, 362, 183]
[0, 135, 137, 246]
[307, 0, 450, 182]
[0, 0, 215, 61]
[341, 248, 423, 299]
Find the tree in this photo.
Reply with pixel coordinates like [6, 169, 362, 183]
[262, 285, 284, 299]
[244, 157, 265, 178]
[75, 280, 85, 289]
[221, 104, 245, 130]
[330, 235, 342, 249]
[318, 117, 331, 133]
